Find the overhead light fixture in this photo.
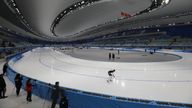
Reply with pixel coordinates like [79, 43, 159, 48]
[15, 8, 19, 13]
[164, 0, 170, 4]
[13, 3, 16, 6]
[81, 1, 85, 4]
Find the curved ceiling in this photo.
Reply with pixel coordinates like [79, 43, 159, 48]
[0, 0, 192, 42]
[54, 0, 152, 38]
[73, 0, 192, 40]
[14, 0, 83, 37]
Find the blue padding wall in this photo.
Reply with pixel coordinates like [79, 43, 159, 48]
[7, 66, 53, 101]
[64, 90, 175, 108]
[6, 52, 189, 108]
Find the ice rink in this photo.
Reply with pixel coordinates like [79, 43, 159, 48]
[9, 47, 192, 104]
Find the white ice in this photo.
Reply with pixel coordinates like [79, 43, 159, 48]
[9, 47, 192, 104]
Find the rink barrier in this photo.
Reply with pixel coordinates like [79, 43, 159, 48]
[6, 50, 192, 108]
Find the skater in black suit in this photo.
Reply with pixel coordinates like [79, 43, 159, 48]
[107, 69, 115, 82]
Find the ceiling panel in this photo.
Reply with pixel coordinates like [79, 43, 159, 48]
[14, 0, 82, 36]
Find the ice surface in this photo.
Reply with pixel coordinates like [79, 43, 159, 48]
[8, 48, 192, 104]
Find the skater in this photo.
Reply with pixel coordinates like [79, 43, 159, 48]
[107, 69, 115, 82]
[26, 78, 32, 102]
[109, 53, 111, 60]
[14, 74, 22, 96]
[112, 53, 115, 60]
[0, 74, 7, 99]
[60, 94, 68, 108]
[51, 81, 61, 108]
[118, 50, 120, 55]
[3, 63, 8, 75]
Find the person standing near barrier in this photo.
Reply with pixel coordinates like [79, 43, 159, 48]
[0, 74, 7, 99]
[51, 81, 61, 108]
[3, 63, 8, 76]
[26, 78, 32, 102]
[112, 53, 115, 60]
[14, 74, 22, 96]
[109, 53, 111, 60]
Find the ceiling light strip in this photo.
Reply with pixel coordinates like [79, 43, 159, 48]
[50, 0, 100, 36]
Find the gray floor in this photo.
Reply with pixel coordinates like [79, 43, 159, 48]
[63, 48, 181, 62]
